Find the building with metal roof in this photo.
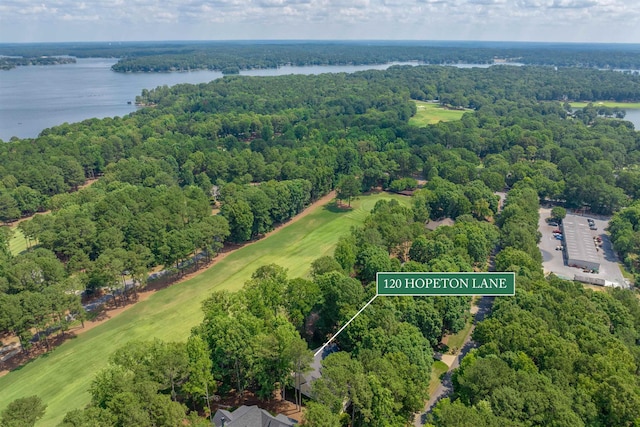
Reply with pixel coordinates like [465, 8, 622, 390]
[562, 214, 600, 272]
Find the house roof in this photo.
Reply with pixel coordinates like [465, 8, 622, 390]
[212, 405, 297, 427]
[296, 343, 338, 398]
[425, 217, 455, 231]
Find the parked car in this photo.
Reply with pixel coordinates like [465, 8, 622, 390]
[590, 225, 598, 230]
[553, 229, 562, 234]
[555, 235, 563, 240]
[548, 221, 559, 227]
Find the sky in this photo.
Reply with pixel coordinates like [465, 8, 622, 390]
[1, 0, 639, 44]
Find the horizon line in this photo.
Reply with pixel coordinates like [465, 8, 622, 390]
[1, 39, 640, 46]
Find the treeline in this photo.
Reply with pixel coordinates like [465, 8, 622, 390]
[3, 65, 640, 221]
[0, 183, 229, 354]
[432, 277, 640, 426]
[428, 183, 640, 427]
[1, 59, 640, 425]
[58, 186, 503, 426]
[608, 202, 640, 282]
[2, 66, 640, 352]
[298, 196, 501, 425]
[111, 45, 640, 74]
[218, 179, 313, 242]
[40, 182, 640, 426]
[3, 42, 640, 72]
[107, 44, 502, 73]
[0, 245, 86, 354]
[0, 56, 75, 70]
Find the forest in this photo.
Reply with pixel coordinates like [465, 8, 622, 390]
[0, 56, 75, 71]
[1, 60, 640, 426]
[3, 41, 640, 72]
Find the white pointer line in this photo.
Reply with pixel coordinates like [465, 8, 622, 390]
[314, 294, 378, 357]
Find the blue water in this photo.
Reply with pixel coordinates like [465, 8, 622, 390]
[0, 59, 416, 141]
[1, 58, 637, 141]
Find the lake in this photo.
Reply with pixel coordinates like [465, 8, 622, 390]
[0, 58, 417, 141]
[1, 59, 638, 140]
[622, 109, 640, 129]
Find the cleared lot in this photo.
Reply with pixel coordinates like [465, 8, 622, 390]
[538, 207, 627, 288]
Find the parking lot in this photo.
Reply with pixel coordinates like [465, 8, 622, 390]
[538, 207, 628, 288]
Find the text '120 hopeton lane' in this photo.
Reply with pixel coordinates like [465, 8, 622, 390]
[376, 272, 515, 296]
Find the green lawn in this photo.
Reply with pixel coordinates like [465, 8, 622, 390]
[8, 226, 28, 256]
[428, 360, 449, 396]
[570, 101, 640, 109]
[0, 192, 407, 426]
[409, 101, 466, 127]
[444, 315, 474, 354]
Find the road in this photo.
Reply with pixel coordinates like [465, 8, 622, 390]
[413, 191, 505, 426]
[414, 296, 494, 426]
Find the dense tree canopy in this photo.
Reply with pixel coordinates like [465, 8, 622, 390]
[2, 47, 640, 427]
[5, 41, 640, 72]
[429, 187, 640, 427]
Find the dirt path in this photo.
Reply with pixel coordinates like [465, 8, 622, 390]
[0, 191, 337, 377]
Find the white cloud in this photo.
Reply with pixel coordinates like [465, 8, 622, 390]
[0, 0, 638, 42]
[60, 13, 99, 21]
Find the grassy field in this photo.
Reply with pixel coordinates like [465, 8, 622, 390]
[8, 226, 28, 256]
[409, 101, 466, 127]
[428, 360, 449, 396]
[444, 315, 474, 353]
[570, 101, 640, 109]
[0, 192, 407, 426]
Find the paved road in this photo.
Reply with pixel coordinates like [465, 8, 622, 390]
[412, 191, 505, 425]
[82, 252, 211, 312]
[414, 296, 494, 426]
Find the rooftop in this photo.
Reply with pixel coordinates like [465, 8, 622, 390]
[297, 343, 338, 398]
[562, 214, 600, 267]
[212, 405, 297, 427]
[425, 217, 455, 231]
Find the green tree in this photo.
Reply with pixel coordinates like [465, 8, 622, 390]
[60, 407, 116, 427]
[287, 335, 313, 411]
[336, 175, 361, 207]
[1, 395, 47, 427]
[356, 244, 392, 283]
[550, 206, 567, 222]
[221, 199, 254, 243]
[310, 256, 343, 278]
[494, 247, 542, 278]
[11, 186, 45, 215]
[184, 335, 215, 420]
[315, 271, 365, 336]
[312, 352, 372, 424]
[253, 320, 301, 400]
[334, 235, 357, 274]
[242, 264, 288, 320]
[0, 193, 20, 223]
[303, 402, 341, 427]
[284, 277, 322, 331]
[201, 312, 262, 395]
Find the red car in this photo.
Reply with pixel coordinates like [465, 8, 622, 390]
[553, 229, 562, 234]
